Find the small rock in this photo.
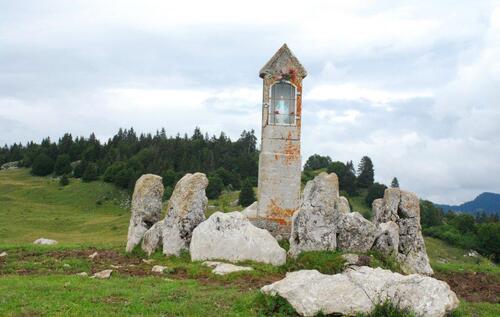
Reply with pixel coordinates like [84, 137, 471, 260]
[33, 238, 58, 245]
[110, 265, 122, 269]
[342, 253, 359, 267]
[151, 265, 167, 273]
[0, 251, 7, 257]
[467, 250, 479, 257]
[202, 261, 253, 275]
[142, 259, 154, 264]
[76, 272, 88, 277]
[229, 199, 239, 207]
[88, 252, 98, 259]
[93, 269, 113, 279]
[63, 263, 71, 268]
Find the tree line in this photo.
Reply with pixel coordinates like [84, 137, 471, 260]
[0, 127, 259, 202]
[302, 154, 399, 207]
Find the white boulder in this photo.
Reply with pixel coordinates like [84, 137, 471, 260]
[126, 174, 164, 252]
[261, 267, 459, 317]
[190, 211, 286, 266]
[33, 238, 58, 245]
[92, 269, 113, 279]
[202, 261, 253, 275]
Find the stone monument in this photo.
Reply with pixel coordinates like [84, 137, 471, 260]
[249, 44, 307, 237]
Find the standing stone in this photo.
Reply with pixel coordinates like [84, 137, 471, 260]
[289, 173, 339, 257]
[336, 212, 377, 253]
[190, 211, 286, 266]
[289, 172, 377, 256]
[142, 173, 208, 256]
[126, 174, 164, 253]
[372, 189, 433, 275]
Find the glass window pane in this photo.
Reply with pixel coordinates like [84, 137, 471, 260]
[270, 82, 296, 125]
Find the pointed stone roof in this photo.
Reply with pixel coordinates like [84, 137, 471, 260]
[259, 44, 308, 79]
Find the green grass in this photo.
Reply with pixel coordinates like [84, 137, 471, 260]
[0, 274, 258, 316]
[425, 237, 500, 275]
[0, 169, 130, 244]
[1, 169, 499, 316]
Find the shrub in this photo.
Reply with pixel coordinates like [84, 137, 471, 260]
[254, 293, 298, 317]
[206, 175, 224, 199]
[239, 178, 256, 207]
[365, 182, 387, 207]
[53, 154, 72, 175]
[59, 174, 69, 186]
[82, 163, 99, 182]
[73, 161, 86, 178]
[31, 153, 54, 176]
[103, 162, 126, 183]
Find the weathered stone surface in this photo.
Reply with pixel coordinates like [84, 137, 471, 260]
[190, 211, 286, 266]
[289, 173, 339, 257]
[290, 172, 377, 256]
[241, 201, 258, 218]
[336, 212, 377, 253]
[126, 174, 164, 253]
[0, 251, 7, 257]
[1, 161, 19, 170]
[341, 253, 359, 267]
[33, 238, 58, 245]
[93, 269, 113, 279]
[261, 267, 459, 317]
[141, 222, 163, 256]
[142, 173, 208, 256]
[372, 221, 399, 257]
[372, 189, 433, 275]
[202, 261, 253, 275]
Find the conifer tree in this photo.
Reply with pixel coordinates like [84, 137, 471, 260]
[239, 178, 256, 207]
[357, 156, 374, 188]
[391, 177, 399, 188]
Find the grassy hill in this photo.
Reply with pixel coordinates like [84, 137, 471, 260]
[0, 169, 498, 316]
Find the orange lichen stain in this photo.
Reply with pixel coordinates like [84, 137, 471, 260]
[282, 131, 300, 165]
[266, 199, 296, 225]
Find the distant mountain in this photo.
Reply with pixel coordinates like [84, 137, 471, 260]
[436, 192, 500, 216]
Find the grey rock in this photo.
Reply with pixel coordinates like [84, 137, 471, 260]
[336, 212, 377, 253]
[151, 265, 168, 273]
[372, 189, 433, 275]
[372, 221, 400, 257]
[126, 174, 164, 253]
[190, 211, 286, 266]
[142, 173, 208, 256]
[261, 267, 459, 317]
[289, 172, 377, 256]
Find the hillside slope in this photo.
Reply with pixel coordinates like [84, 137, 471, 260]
[0, 168, 130, 244]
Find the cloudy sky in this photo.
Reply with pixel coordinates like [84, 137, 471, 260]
[1, 0, 499, 204]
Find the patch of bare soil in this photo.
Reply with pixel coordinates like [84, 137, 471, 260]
[6, 248, 284, 289]
[435, 271, 500, 303]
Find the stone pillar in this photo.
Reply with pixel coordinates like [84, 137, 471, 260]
[251, 44, 307, 238]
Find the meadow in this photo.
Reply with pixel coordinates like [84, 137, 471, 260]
[0, 169, 498, 316]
